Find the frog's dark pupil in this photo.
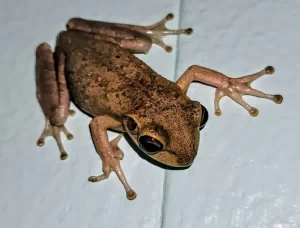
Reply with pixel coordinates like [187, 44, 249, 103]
[127, 117, 137, 131]
[139, 135, 163, 154]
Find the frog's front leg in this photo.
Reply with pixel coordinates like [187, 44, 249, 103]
[36, 43, 75, 160]
[67, 13, 192, 53]
[176, 65, 283, 117]
[88, 115, 136, 200]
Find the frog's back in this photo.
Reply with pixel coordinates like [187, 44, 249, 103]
[56, 30, 186, 117]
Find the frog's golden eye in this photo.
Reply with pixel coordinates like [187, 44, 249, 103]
[138, 135, 163, 154]
[199, 104, 209, 131]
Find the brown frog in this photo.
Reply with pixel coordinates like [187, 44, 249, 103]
[35, 13, 283, 200]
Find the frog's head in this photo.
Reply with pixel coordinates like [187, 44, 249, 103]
[123, 100, 208, 167]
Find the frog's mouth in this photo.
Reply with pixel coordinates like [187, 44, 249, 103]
[126, 133, 193, 168]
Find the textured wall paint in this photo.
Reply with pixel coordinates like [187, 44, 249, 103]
[0, 0, 299, 228]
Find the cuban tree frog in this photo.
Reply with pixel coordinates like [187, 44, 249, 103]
[35, 13, 283, 200]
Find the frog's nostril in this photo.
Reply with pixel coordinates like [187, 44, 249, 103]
[200, 105, 209, 130]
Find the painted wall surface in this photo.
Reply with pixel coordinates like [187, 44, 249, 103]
[0, 0, 299, 227]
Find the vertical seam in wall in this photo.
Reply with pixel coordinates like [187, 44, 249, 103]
[173, 0, 184, 82]
[159, 170, 167, 228]
[159, 0, 183, 228]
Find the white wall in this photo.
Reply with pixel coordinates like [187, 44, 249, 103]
[0, 0, 299, 227]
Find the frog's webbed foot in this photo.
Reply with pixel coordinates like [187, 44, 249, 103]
[37, 117, 74, 160]
[214, 66, 283, 117]
[141, 13, 193, 52]
[88, 134, 135, 200]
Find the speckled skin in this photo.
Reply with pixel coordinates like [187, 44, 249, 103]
[56, 30, 202, 166]
[36, 14, 283, 200]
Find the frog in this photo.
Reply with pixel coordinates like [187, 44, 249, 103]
[35, 13, 283, 200]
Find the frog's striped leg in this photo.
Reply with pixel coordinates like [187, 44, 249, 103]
[176, 65, 283, 117]
[88, 115, 136, 200]
[35, 43, 75, 160]
[66, 13, 192, 53]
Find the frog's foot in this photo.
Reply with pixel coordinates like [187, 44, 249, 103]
[88, 134, 136, 200]
[37, 118, 73, 160]
[214, 66, 283, 117]
[142, 13, 193, 52]
[88, 157, 136, 200]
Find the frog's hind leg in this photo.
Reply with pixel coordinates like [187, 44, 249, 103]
[35, 43, 75, 160]
[138, 13, 193, 53]
[66, 13, 192, 53]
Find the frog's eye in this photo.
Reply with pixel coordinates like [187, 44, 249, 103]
[125, 116, 138, 134]
[127, 117, 137, 130]
[199, 105, 209, 130]
[139, 135, 163, 154]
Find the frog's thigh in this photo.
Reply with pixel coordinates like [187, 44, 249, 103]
[92, 33, 152, 54]
[36, 43, 72, 123]
[36, 43, 59, 118]
[66, 18, 152, 54]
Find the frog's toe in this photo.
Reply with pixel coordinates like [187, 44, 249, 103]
[67, 133, 74, 140]
[166, 13, 174, 20]
[249, 108, 259, 117]
[273, 95, 283, 104]
[165, 46, 172, 53]
[37, 138, 45, 146]
[60, 152, 68, 160]
[126, 189, 137, 200]
[215, 110, 222, 116]
[265, 66, 275, 74]
[184, 28, 193, 35]
[88, 176, 99, 182]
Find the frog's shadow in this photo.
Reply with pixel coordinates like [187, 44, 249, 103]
[87, 127, 189, 171]
[123, 133, 190, 171]
[77, 106, 190, 170]
[98, 128, 189, 170]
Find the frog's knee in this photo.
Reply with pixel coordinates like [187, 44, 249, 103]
[36, 43, 52, 55]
